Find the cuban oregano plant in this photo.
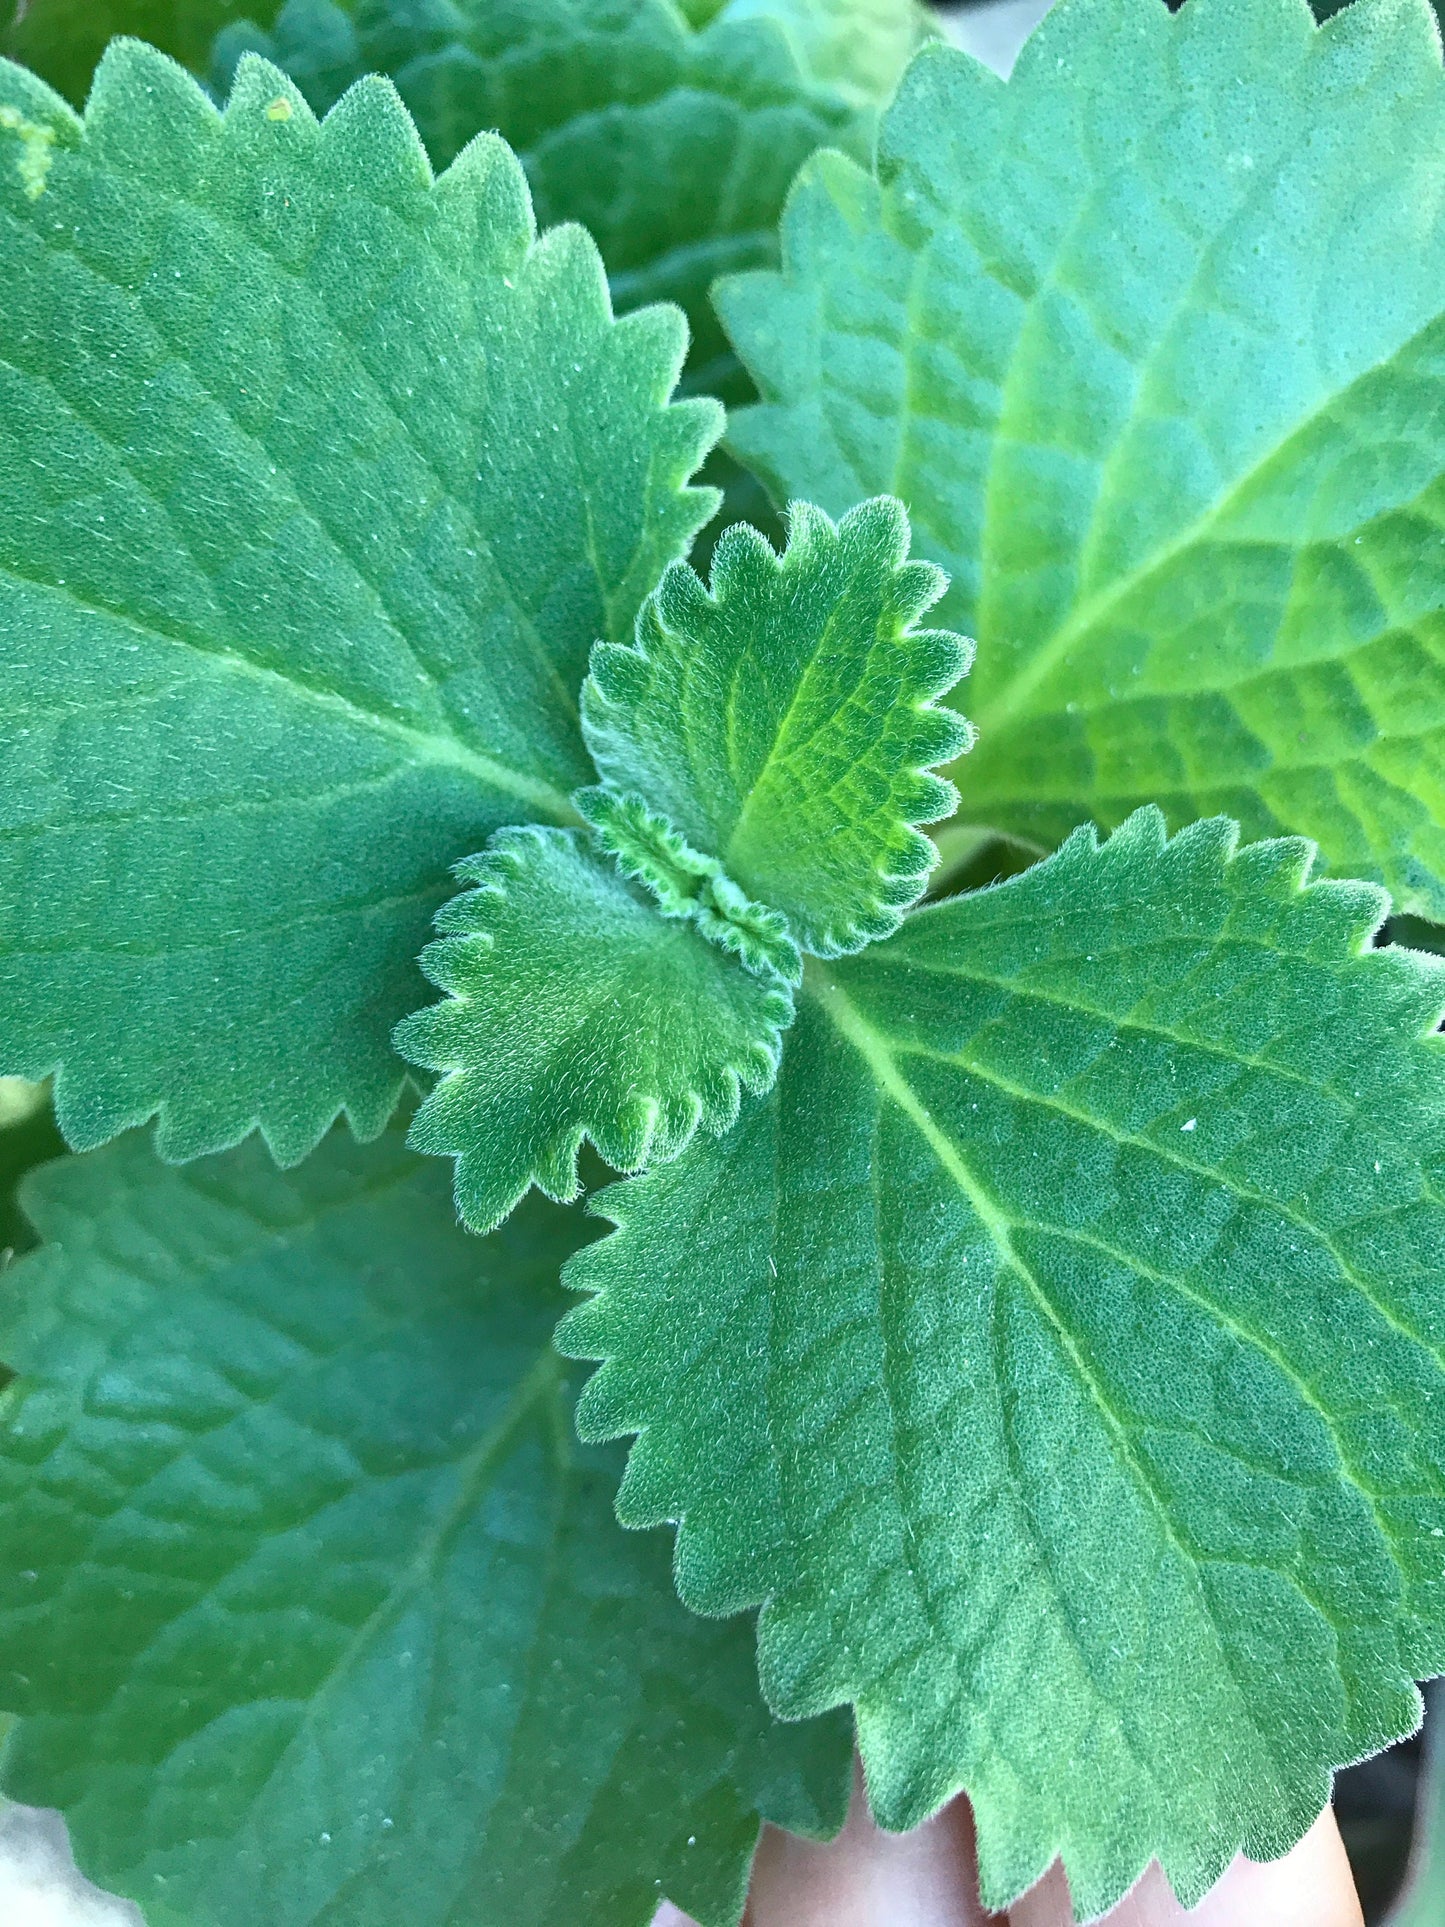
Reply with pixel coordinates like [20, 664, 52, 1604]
[1, 1, 1445, 1924]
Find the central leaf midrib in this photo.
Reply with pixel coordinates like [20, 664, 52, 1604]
[721, 584, 860, 874]
[231, 1343, 567, 1820]
[0, 563, 580, 826]
[963, 276, 1445, 749]
[811, 961, 1433, 1587]
[810, 968, 1288, 1771]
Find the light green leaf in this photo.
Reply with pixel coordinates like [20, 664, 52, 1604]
[718, 0, 1445, 918]
[0, 1125, 851, 1927]
[698, 0, 934, 106]
[562, 807, 1445, 1919]
[0, 41, 718, 1166]
[213, 0, 891, 404]
[2, 0, 283, 106]
[395, 825, 793, 1234]
[583, 497, 974, 956]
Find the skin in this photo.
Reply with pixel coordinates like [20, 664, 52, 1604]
[656, 1782, 1365, 1927]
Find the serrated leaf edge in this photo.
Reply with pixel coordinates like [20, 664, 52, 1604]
[395, 826, 794, 1234]
[556, 804, 1445, 1900]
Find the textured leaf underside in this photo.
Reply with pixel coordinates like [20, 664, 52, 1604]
[396, 826, 794, 1234]
[583, 496, 974, 956]
[0, 42, 717, 1165]
[0, 1127, 851, 1927]
[213, 0, 912, 399]
[718, 0, 1445, 917]
[563, 809, 1445, 1918]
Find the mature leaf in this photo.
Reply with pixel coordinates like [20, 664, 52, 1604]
[1, 0, 283, 106]
[584, 497, 974, 956]
[0, 1126, 851, 1927]
[563, 808, 1445, 1919]
[0, 42, 717, 1165]
[212, 0, 903, 403]
[395, 825, 793, 1234]
[718, 0, 1445, 918]
[1390, 1683, 1445, 1927]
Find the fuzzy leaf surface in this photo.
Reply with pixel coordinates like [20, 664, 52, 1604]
[584, 497, 973, 956]
[0, 1126, 851, 1927]
[396, 826, 793, 1234]
[719, 0, 1445, 917]
[212, 0, 910, 400]
[563, 809, 1445, 1919]
[0, 43, 717, 1165]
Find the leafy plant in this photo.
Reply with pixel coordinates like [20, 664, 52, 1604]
[1, 1, 1444, 1925]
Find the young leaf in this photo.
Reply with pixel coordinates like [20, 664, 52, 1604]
[583, 497, 974, 956]
[395, 826, 793, 1235]
[0, 1126, 852, 1927]
[577, 787, 804, 984]
[0, 43, 717, 1166]
[718, 0, 1445, 919]
[562, 808, 1445, 1920]
[211, 0, 907, 402]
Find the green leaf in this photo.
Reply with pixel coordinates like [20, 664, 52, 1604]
[583, 497, 974, 957]
[562, 807, 1445, 1919]
[395, 825, 793, 1234]
[718, 0, 1445, 919]
[2, 0, 283, 107]
[0, 41, 718, 1166]
[212, 0, 898, 405]
[0, 1125, 851, 1927]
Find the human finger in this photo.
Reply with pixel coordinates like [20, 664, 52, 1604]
[740, 1770, 991, 1927]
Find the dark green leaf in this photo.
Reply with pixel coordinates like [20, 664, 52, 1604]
[0, 42, 717, 1164]
[0, 1125, 851, 1927]
[0, 1080, 63, 1260]
[2, 0, 283, 106]
[212, 0, 918, 404]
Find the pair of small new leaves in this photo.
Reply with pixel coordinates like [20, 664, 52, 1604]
[397, 494, 974, 1234]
